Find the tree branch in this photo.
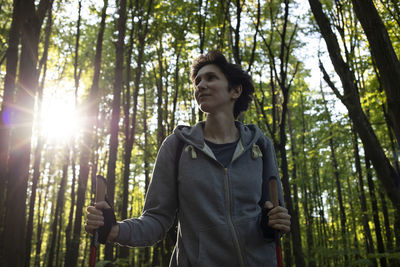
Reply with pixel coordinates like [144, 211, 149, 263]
[319, 60, 344, 101]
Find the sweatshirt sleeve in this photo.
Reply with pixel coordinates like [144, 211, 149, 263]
[116, 135, 179, 247]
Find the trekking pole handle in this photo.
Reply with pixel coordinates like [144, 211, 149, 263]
[269, 176, 279, 207]
[96, 175, 107, 203]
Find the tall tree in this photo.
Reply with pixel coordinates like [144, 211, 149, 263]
[64, 1, 108, 265]
[65, 0, 82, 253]
[25, 5, 53, 267]
[351, 125, 375, 259]
[320, 86, 348, 264]
[257, 1, 304, 265]
[2, 0, 52, 266]
[104, 0, 127, 260]
[33, 157, 54, 267]
[298, 90, 317, 267]
[119, 0, 153, 262]
[46, 145, 70, 267]
[196, 0, 208, 121]
[365, 157, 387, 267]
[119, 0, 136, 262]
[378, 185, 395, 265]
[0, 0, 21, 239]
[229, 0, 243, 64]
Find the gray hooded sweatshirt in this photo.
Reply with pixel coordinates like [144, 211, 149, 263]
[116, 121, 284, 267]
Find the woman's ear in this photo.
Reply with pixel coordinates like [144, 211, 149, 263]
[231, 85, 242, 100]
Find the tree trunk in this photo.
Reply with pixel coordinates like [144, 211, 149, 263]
[0, 0, 21, 244]
[143, 85, 149, 193]
[121, 0, 152, 214]
[3, 0, 51, 266]
[276, 91, 301, 266]
[246, 0, 261, 73]
[55, 205, 64, 267]
[320, 87, 348, 264]
[64, 1, 108, 265]
[257, 1, 303, 264]
[287, 110, 306, 266]
[351, 0, 400, 147]
[196, 0, 208, 55]
[313, 161, 330, 266]
[104, 0, 126, 261]
[230, 0, 242, 65]
[344, 163, 360, 262]
[34, 188, 45, 267]
[278, 135, 305, 267]
[170, 52, 181, 131]
[142, 82, 153, 265]
[158, 43, 171, 134]
[74, 0, 82, 99]
[315, 159, 331, 266]
[154, 40, 169, 267]
[396, 210, 400, 256]
[156, 54, 165, 148]
[34, 155, 54, 267]
[65, 141, 77, 257]
[298, 92, 316, 267]
[351, 126, 375, 258]
[80, 235, 90, 267]
[25, 6, 52, 266]
[379, 185, 396, 265]
[277, 1, 304, 265]
[46, 145, 70, 267]
[156, 41, 166, 136]
[65, 2, 81, 254]
[365, 157, 387, 267]
[196, 0, 208, 121]
[119, 0, 153, 262]
[119, 0, 135, 261]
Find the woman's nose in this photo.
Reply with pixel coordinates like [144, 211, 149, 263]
[197, 80, 206, 91]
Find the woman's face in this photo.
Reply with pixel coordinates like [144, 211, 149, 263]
[193, 64, 240, 116]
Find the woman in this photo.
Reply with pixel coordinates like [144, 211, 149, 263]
[85, 51, 291, 267]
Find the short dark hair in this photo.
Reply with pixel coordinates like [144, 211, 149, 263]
[190, 51, 254, 118]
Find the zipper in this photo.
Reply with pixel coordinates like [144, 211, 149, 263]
[201, 141, 249, 266]
[224, 168, 246, 267]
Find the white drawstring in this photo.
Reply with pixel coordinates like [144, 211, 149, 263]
[185, 145, 197, 159]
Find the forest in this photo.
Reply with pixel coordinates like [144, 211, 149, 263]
[0, 0, 399, 266]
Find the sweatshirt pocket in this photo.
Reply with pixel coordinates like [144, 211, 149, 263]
[236, 216, 277, 267]
[195, 224, 239, 267]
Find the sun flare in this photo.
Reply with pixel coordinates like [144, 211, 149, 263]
[39, 86, 81, 143]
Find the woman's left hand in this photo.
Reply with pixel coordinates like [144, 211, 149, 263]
[264, 201, 291, 234]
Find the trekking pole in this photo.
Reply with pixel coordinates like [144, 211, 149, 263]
[269, 176, 283, 267]
[89, 175, 107, 267]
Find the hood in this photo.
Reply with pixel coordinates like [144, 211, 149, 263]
[173, 121, 263, 152]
